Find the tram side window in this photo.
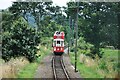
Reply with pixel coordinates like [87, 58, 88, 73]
[61, 41, 63, 46]
[54, 41, 56, 46]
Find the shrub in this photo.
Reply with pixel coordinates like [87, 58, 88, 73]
[2, 17, 41, 62]
[76, 37, 104, 58]
[90, 47, 104, 58]
[41, 37, 52, 47]
[77, 37, 94, 55]
[98, 59, 108, 71]
[78, 37, 93, 50]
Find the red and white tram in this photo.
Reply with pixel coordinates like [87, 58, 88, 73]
[53, 31, 65, 55]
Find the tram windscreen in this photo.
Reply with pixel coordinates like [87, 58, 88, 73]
[57, 41, 60, 44]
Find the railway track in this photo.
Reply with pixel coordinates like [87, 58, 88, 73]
[52, 55, 70, 80]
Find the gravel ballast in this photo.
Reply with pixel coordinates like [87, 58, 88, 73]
[63, 54, 81, 78]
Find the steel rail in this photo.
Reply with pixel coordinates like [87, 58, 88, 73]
[52, 56, 70, 80]
[52, 56, 57, 80]
[61, 56, 70, 80]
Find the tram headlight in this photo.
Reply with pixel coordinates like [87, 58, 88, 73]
[54, 48, 56, 51]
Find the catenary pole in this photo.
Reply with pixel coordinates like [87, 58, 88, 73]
[75, 1, 79, 72]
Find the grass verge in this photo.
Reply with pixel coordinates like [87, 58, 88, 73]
[17, 63, 38, 78]
[69, 52, 102, 78]
[17, 45, 51, 78]
[69, 48, 119, 78]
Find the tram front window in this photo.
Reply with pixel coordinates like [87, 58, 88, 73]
[57, 41, 60, 44]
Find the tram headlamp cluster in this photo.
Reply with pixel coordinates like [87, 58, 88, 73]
[54, 47, 63, 51]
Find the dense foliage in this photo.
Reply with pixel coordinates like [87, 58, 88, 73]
[66, 2, 119, 58]
[2, 16, 41, 62]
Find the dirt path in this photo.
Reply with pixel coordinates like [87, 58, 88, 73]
[34, 54, 53, 78]
[35, 49, 81, 79]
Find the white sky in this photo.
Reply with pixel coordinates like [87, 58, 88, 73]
[0, 0, 71, 10]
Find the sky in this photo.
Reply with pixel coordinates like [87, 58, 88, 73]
[0, 0, 71, 10]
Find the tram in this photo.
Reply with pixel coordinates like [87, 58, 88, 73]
[53, 31, 65, 55]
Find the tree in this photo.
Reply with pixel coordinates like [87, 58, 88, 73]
[66, 2, 119, 58]
[2, 13, 41, 62]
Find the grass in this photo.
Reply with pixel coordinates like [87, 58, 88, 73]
[69, 48, 119, 78]
[1, 57, 29, 78]
[17, 45, 51, 78]
[102, 48, 118, 62]
[17, 63, 38, 78]
[0, 58, 4, 64]
[70, 52, 102, 78]
[1, 45, 51, 78]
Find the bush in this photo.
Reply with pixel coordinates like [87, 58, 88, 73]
[77, 37, 94, 55]
[41, 37, 52, 47]
[90, 47, 104, 58]
[78, 37, 93, 50]
[2, 17, 41, 62]
[76, 37, 104, 58]
[99, 60, 108, 71]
